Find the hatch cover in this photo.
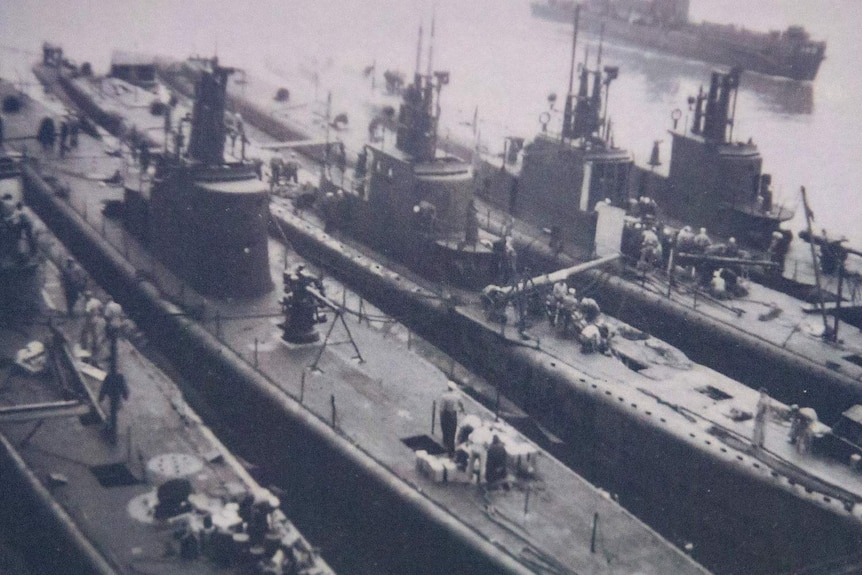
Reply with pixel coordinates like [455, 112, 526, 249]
[90, 463, 140, 488]
[401, 435, 446, 455]
[146, 453, 203, 480]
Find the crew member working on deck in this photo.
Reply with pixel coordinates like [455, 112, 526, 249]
[485, 435, 508, 488]
[693, 228, 712, 253]
[676, 226, 695, 253]
[439, 381, 465, 457]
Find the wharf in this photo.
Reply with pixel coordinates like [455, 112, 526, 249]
[0, 201, 333, 574]
[3, 74, 709, 575]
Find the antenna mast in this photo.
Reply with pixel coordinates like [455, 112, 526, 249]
[426, 10, 436, 77]
[567, 4, 581, 96]
[415, 24, 424, 76]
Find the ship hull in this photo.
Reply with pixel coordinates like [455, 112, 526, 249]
[530, 2, 823, 81]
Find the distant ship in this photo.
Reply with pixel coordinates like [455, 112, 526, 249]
[530, 0, 826, 81]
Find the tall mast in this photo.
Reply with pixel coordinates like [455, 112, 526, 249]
[567, 4, 581, 97]
[597, 23, 605, 68]
[415, 24, 424, 76]
[426, 11, 436, 77]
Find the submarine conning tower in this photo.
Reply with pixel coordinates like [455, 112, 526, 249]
[515, 32, 632, 249]
[661, 68, 768, 229]
[146, 58, 272, 298]
[366, 68, 475, 246]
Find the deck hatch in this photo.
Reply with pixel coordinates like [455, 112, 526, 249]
[843, 354, 862, 368]
[696, 386, 733, 401]
[401, 435, 446, 455]
[90, 463, 140, 487]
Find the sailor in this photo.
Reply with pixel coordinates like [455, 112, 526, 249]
[103, 295, 124, 339]
[559, 288, 580, 336]
[99, 360, 129, 445]
[720, 267, 743, 297]
[10, 202, 35, 258]
[767, 230, 791, 272]
[284, 153, 300, 184]
[547, 281, 567, 326]
[724, 237, 739, 258]
[676, 225, 696, 253]
[639, 195, 657, 219]
[579, 297, 601, 323]
[752, 388, 770, 449]
[485, 435, 508, 488]
[80, 293, 106, 364]
[502, 236, 518, 279]
[552, 281, 568, 303]
[269, 157, 282, 190]
[580, 323, 603, 354]
[438, 381, 465, 457]
[61, 258, 87, 316]
[456, 414, 481, 449]
[787, 405, 802, 445]
[709, 269, 728, 299]
[454, 413, 481, 471]
[693, 228, 712, 253]
[794, 408, 819, 454]
[638, 227, 662, 270]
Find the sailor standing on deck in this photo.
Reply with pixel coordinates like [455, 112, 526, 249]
[61, 258, 87, 317]
[80, 293, 105, 365]
[99, 353, 129, 445]
[752, 388, 771, 449]
[485, 435, 508, 488]
[439, 381, 465, 457]
[103, 295, 124, 342]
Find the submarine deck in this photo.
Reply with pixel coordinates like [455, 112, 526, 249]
[0, 206, 333, 575]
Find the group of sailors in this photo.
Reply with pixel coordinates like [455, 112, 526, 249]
[545, 281, 610, 354]
[751, 390, 823, 456]
[60, 258, 125, 366]
[36, 116, 81, 157]
[623, 217, 755, 299]
[438, 381, 511, 488]
[268, 153, 300, 191]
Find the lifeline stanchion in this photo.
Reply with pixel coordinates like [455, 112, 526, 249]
[253, 338, 258, 368]
[300, 371, 306, 404]
[330, 394, 337, 428]
[431, 400, 436, 435]
[590, 512, 599, 553]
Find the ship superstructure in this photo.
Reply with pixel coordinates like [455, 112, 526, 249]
[318, 29, 498, 287]
[648, 68, 793, 247]
[531, 0, 826, 81]
[124, 58, 272, 297]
